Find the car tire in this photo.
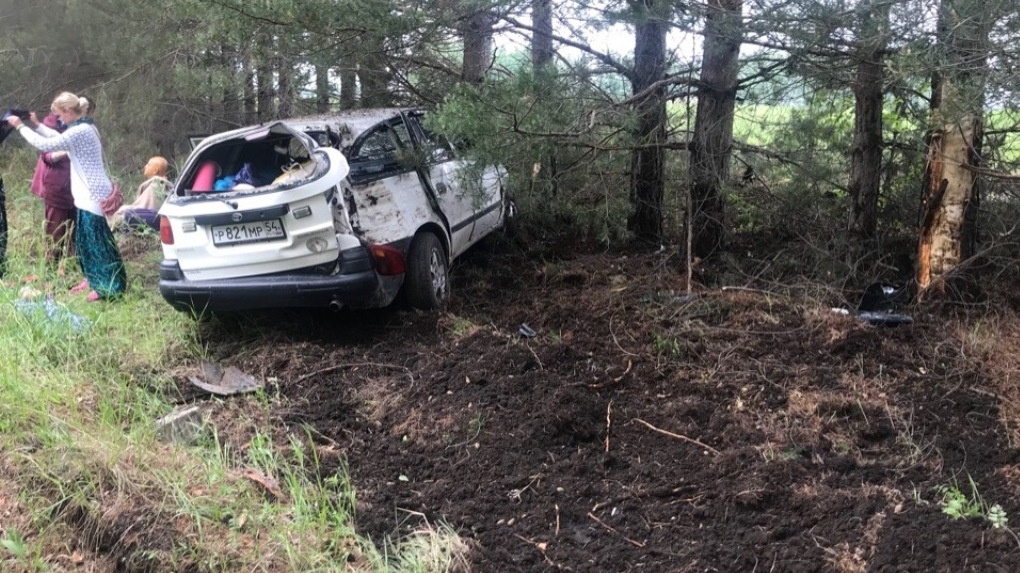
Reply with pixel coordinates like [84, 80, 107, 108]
[404, 232, 449, 310]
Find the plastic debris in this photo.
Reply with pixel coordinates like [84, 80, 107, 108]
[857, 310, 913, 326]
[831, 282, 914, 327]
[518, 323, 537, 338]
[14, 296, 90, 332]
[155, 405, 205, 444]
[858, 282, 911, 312]
[856, 282, 913, 326]
[188, 360, 263, 396]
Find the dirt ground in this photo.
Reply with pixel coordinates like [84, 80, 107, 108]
[184, 232, 1020, 572]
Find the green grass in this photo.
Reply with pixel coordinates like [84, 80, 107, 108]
[0, 152, 471, 572]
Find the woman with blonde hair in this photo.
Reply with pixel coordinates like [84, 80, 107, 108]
[4, 91, 127, 301]
[111, 155, 172, 231]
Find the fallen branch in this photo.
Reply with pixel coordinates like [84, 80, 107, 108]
[633, 418, 721, 456]
[293, 362, 414, 385]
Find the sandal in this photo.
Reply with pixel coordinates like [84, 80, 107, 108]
[86, 291, 101, 302]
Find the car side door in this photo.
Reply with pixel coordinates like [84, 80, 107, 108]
[403, 113, 479, 257]
[343, 118, 435, 246]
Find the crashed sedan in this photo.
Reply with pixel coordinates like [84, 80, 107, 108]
[157, 108, 513, 314]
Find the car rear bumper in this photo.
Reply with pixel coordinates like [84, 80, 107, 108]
[159, 245, 389, 312]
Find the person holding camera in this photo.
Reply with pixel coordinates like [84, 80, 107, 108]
[4, 92, 126, 301]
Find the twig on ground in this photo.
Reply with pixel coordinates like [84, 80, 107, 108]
[633, 418, 721, 456]
[587, 512, 646, 548]
[508, 477, 538, 503]
[605, 400, 613, 453]
[721, 285, 785, 297]
[526, 342, 545, 370]
[969, 386, 1020, 410]
[610, 315, 640, 357]
[591, 360, 632, 389]
[292, 362, 414, 385]
[614, 360, 633, 382]
[513, 533, 568, 570]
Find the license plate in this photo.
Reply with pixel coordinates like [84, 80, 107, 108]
[211, 219, 285, 246]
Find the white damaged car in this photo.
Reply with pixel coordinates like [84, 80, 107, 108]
[157, 108, 513, 313]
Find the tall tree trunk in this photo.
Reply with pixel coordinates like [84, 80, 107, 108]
[462, 10, 494, 84]
[688, 0, 742, 257]
[242, 52, 257, 125]
[531, 0, 558, 196]
[222, 46, 242, 128]
[917, 0, 988, 297]
[626, 2, 668, 243]
[360, 36, 392, 107]
[255, 31, 275, 121]
[531, 0, 553, 72]
[918, 116, 983, 294]
[277, 54, 294, 119]
[256, 62, 275, 122]
[340, 63, 357, 109]
[847, 0, 889, 246]
[316, 64, 331, 113]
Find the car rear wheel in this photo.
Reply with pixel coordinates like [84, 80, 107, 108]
[404, 232, 448, 310]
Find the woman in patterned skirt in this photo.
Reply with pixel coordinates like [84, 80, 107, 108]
[4, 92, 126, 301]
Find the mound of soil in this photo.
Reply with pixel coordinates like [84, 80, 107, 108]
[193, 238, 1020, 572]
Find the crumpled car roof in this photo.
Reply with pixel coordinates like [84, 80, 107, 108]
[283, 107, 416, 145]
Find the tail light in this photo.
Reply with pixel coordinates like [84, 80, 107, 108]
[370, 244, 406, 276]
[159, 216, 174, 245]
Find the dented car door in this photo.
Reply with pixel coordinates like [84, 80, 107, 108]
[343, 118, 437, 246]
[405, 113, 502, 257]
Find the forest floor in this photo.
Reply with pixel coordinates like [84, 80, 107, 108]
[8, 227, 1020, 572]
[177, 230, 1020, 572]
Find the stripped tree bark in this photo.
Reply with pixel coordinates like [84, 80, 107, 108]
[917, 0, 989, 298]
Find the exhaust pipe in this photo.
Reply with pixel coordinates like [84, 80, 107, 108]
[328, 299, 343, 312]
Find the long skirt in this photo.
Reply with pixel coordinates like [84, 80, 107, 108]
[0, 176, 7, 278]
[75, 210, 126, 299]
